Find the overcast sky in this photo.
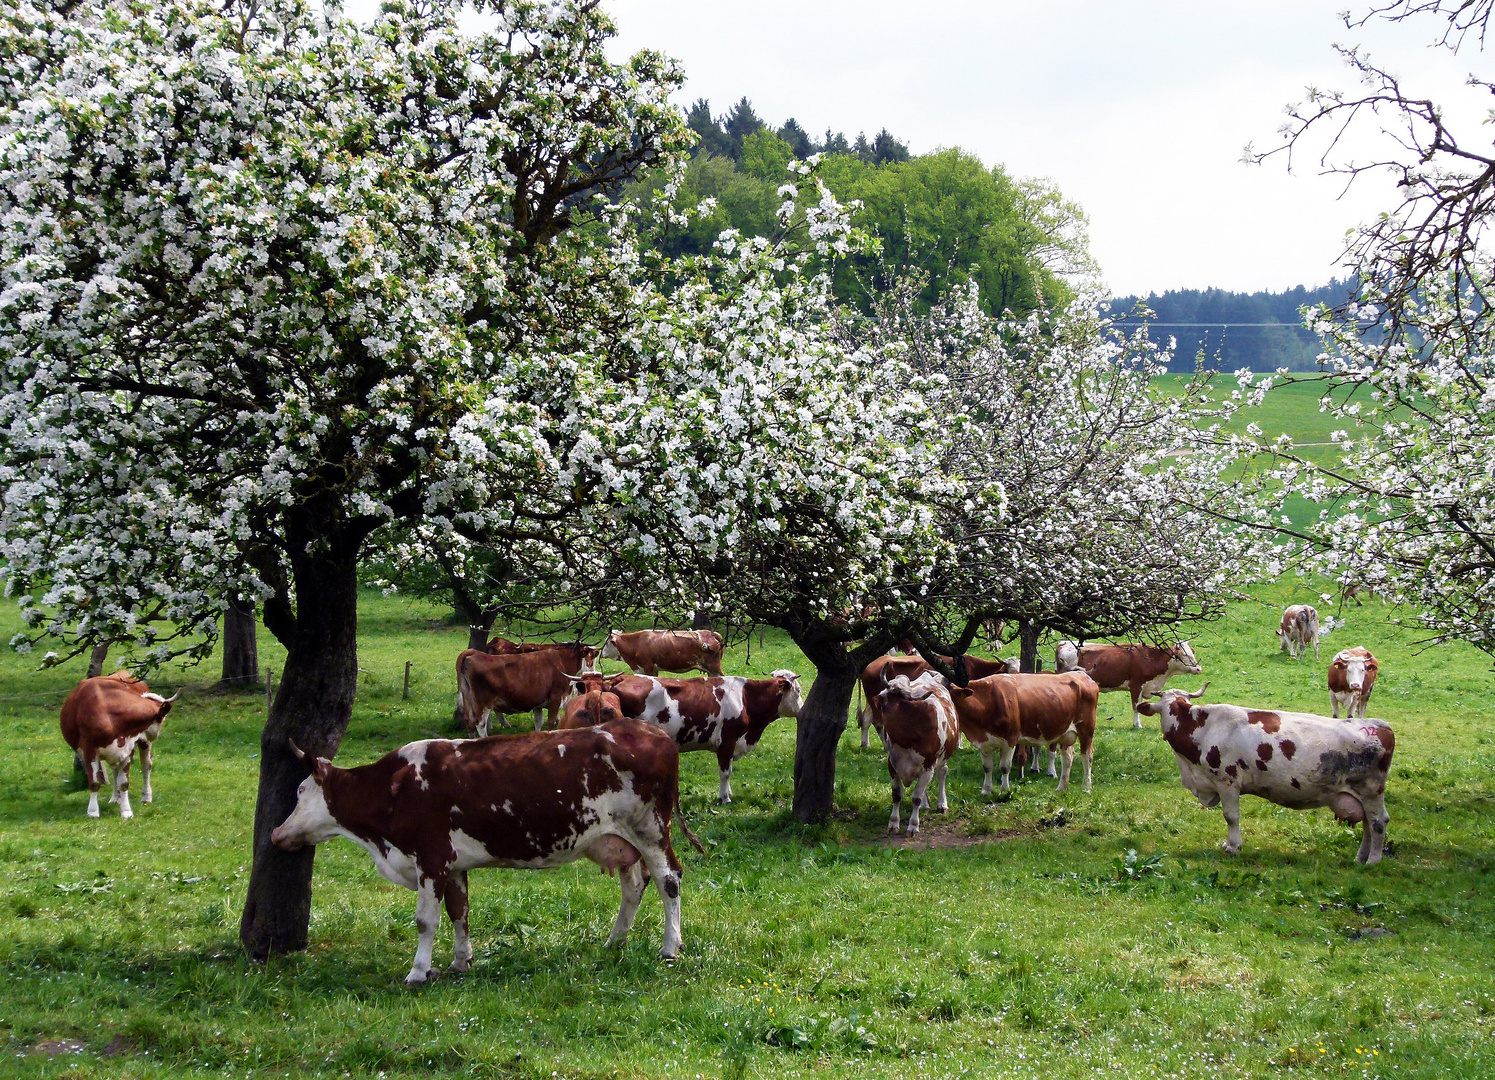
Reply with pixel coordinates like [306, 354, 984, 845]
[601, 1, 1481, 297]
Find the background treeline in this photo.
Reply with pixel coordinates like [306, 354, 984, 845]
[655, 97, 1095, 318]
[1111, 281, 1356, 372]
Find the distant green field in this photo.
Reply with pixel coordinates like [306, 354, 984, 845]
[1, 578, 1491, 1080]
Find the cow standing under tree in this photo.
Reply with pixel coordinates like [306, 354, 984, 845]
[943, 670, 1099, 795]
[1279, 605, 1321, 661]
[270, 720, 699, 984]
[1328, 646, 1379, 719]
[606, 671, 803, 803]
[1055, 641, 1202, 728]
[601, 630, 725, 676]
[872, 671, 961, 835]
[1137, 685, 1393, 864]
[455, 644, 599, 734]
[60, 673, 178, 819]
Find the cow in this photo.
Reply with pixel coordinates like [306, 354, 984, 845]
[873, 671, 961, 834]
[1136, 685, 1392, 864]
[59, 672, 178, 819]
[857, 654, 932, 749]
[1328, 646, 1379, 719]
[896, 640, 1019, 678]
[943, 671, 1098, 795]
[1055, 640, 1202, 728]
[600, 630, 725, 676]
[605, 671, 802, 803]
[1279, 604, 1320, 661]
[270, 720, 700, 984]
[558, 672, 626, 729]
[455, 643, 598, 735]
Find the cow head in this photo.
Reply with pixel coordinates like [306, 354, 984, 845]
[600, 631, 622, 662]
[271, 742, 341, 851]
[1054, 640, 1079, 671]
[1169, 641, 1202, 676]
[1136, 682, 1210, 724]
[579, 644, 602, 672]
[565, 671, 608, 698]
[140, 690, 179, 721]
[1335, 650, 1370, 691]
[770, 669, 804, 717]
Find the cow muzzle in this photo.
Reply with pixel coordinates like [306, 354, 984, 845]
[270, 825, 305, 852]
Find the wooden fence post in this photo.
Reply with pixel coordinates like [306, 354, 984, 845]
[265, 666, 274, 713]
[403, 660, 412, 700]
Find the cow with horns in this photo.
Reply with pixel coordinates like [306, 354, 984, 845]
[1328, 646, 1379, 720]
[1137, 684, 1393, 864]
[873, 670, 961, 835]
[271, 720, 701, 984]
[1055, 640, 1202, 729]
[600, 630, 725, 677]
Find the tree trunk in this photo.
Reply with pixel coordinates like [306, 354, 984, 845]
[220, 598, 261, 689]
[466, 611, 496, 653]
[791, 640, 858, 823]
[240, 540, 360, 961]
[86, 641, 109, 678]
[1018, 619, 1040, 673]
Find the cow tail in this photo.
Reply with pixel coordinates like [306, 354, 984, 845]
[456, 654, 475, 733]
[674, 787, 706, 856]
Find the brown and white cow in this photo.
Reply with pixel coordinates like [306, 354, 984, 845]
[59, 672, 178, 819]
[558, 672, 626, 729]
[606, 671, 802, 803]
[857, 654, 932, 749]
[1137, 685, 1393, 864]
[944, 671, 1099, 795]
[1328, 646, 1379, 719]
[484, 636, 590, 657]
[873, 671, 961, 834]
[1279, 604, 1320, 661]
[456, 643, 598, 735]
[600, 630, 725, 676]
[1055, 641, 1202, 729]
[270, 720, 698, 984]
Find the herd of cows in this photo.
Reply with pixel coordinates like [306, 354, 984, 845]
[54, 613, 1396, 984]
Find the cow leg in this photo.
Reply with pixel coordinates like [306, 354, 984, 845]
[888, 774, 903, 834]
[934, 761, 949, 813]
[907, 768, 934, 835]
[1130, 684, 1144, 729]
[532, 706, 545, 732]
[139, 741, 154, 805]
[1055, 744, 1075, 793]
[112, 756, 134, 820]
[859, 704, 871, 749]
[444, 872, 471, 973]
[643, 849, 683, 961]
[1046, 747, 1058, 778]
[998, 743, 1016, 794]
[608, 862, 649, 947]
[716, 746, 735, 804]
[406, 875, 444, 985]
[83, 751, 102, 818]
[1331, 693, 1340, 719]
[1080, 742, 1094, 794]
[978, 744, 995, 795]
[477, 710, 492, 738]
[1357, 795, 1389, 866]
[1219, 788, 1243, 854]
[1313, 639, 1320, 662]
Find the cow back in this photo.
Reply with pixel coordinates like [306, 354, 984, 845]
[60, 676, 169, 752]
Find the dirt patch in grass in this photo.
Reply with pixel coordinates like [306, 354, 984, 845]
[880, 823, 1027, 850]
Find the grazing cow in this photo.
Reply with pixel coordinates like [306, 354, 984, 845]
[1279, 604, 1320, 661]
[601, 630, 724, 676]
[1055, 641, 1202, 728]
[270, 720, 699, 984]
[857, 654, 932, 749]
[456, 643, 598, 735]
[559, 672, 626, 729]
[1137, 685, 1392, 864]
[1328, 646, 1379, 719]
[606, 671, 803, 803]
[873, 671, 961, 834]
[59, 672, 178, 819]
[897, 640, 1019, 678]
[944, 671, 1098, 795]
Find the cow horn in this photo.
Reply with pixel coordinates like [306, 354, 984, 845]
[288, 740, 306, 760]
[1185, 682, 1210, 699]
[162, 691, 180, 704]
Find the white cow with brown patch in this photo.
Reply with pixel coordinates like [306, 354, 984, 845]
[1279, 604, 1320, 661]
[1137, 685, 1393, 864]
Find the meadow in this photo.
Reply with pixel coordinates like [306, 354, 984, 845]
[1, 381, 1492, 1080]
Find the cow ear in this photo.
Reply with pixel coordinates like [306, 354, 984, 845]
[313, 757, 333, 783]
[1136, 701, 1159, 717]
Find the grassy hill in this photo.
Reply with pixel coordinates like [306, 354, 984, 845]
[0, 578, 1491, 1080]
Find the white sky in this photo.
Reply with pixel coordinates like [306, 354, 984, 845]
[603, 0, 1483, 296]
[339, 0, 1487, 296]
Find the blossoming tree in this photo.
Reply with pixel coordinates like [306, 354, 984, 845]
[0, 0, 689, 957]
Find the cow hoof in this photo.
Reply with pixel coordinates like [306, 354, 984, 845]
[86, 807, 100, 819]
[1222, 843, 1240, 855]
[936, 804, 948, 814]
[660, 948, 679, 962]
[142, 794, 153, 805]
[120, 809, 134, 820]
[449, 958, 471, 974]
[717, 796, 732, 805]
[405, 967, 439, 986]
[886, 823, 898, 834]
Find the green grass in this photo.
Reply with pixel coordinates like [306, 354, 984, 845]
[1, 581, 1493, 1080]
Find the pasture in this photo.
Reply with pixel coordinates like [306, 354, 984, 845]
[1, 577, 1492, 1080]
